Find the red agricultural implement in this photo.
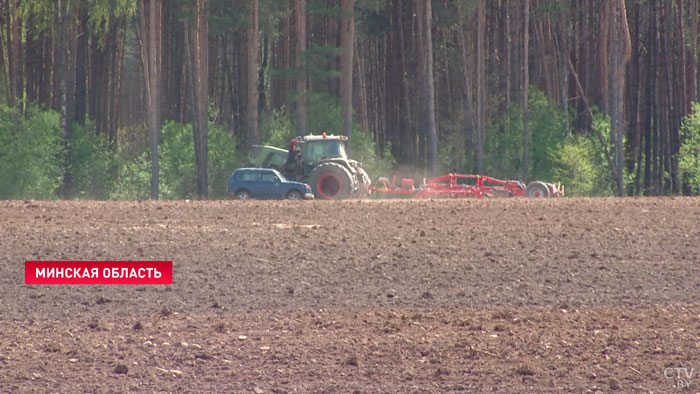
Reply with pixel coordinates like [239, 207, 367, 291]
[370, 174, 564, 198]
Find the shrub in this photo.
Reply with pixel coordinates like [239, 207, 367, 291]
[680, 102, 700, 194]
[111, 120, 240, 199]
[259, 107, 296, 149]
[482, 89, 568, 181]
[0, 105, 62, 199]
[350, 125, 394, 180]
[70, 122, 118, 199]
[553, 136, 598, 196]
[207, 123, 239, 198]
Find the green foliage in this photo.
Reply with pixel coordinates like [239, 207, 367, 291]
[482, 89, 568, 181]
[302, 45, 342, 84]
[554, 136, 606, 196]
[159, 121, 196, 199]
[87, 0, 137, 46]
[528, 90, 569, 181]
[110, 120, 239, 199]
[259, 107, 296, 148]
[207, 123, 240, 198]
[207, 0, 250, 34]
[19, 0, 55, 36]
[550, 112, 617, 196]
[535, 1, 569, 19]
[110, 148, 151, 200]
[0, 105, 62, 199]
[680, 102, 700, 194]
[438, 117, 469, 173]
[259, 0, 292, 41]
[307, 92, 342, 134]
[350, 126, 394, 181]
[69, 122, 119, 199]
[356, 5, 388, 37]
[259, 93, 344, 146]
[476, 89, 619, 196]
[308, 0, 343, 17]
[586, 113, 620, 195]
[482, 103, 524, 178]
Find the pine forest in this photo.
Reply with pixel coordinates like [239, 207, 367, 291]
[2, 0, 700, 199]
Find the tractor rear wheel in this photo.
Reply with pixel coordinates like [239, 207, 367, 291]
[526, 181, 550, 197]
[308, 163, 354, 199]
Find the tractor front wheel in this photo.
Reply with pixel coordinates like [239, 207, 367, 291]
[308, 163, 354, 199]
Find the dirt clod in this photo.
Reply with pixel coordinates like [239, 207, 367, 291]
[113, 364, 128, 375]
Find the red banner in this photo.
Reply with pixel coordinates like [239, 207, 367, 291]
[24, 261, 173, 285]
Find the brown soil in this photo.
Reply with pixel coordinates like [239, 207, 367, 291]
[1, 198, 699, 393]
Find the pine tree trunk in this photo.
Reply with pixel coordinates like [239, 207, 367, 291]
[339, 0, 354, 149]
[423, 0, 438, 174]
[74, 8, 88, 125]
[110, 16, 126, 143]
[644, 0, 657, 195]
[6, 0, 21, 108]
[190, 0, 209, 198]
[692, 0, 699, 103]
[600, 0, 610, 113]
[295, 0, 307, 136]
[138, 0, 162, 200]
[558, 0, 569, 134]
[522, 0, 530, 182]
[609, 0, 631, 196]
[56, 0, 72, 199]
[460, 15, 477, 172]
[475, 0, 485, 174]
[628, 0, 642, 194]
[247, 0, 259, 146]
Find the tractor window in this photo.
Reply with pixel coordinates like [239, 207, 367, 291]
[304, 139, 348, 163]
[334, 141, 346, 158]
[310, 143, 324, 161]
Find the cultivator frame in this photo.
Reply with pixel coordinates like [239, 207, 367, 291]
[370, 174, 564, 199]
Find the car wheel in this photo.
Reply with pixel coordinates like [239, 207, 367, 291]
[286, 190, 303, 200]
[234, 190, 252, 200]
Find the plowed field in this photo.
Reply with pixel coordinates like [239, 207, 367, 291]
[1, 198, 699, 393]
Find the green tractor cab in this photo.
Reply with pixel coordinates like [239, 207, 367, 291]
[248, 134, 370, 200]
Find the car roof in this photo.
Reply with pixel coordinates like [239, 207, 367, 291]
[235, 167, 281, 173]
[234, 168, 285, 178]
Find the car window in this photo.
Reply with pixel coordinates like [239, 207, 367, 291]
[236, 171, 257, 181]
[259, 172, 278, 182]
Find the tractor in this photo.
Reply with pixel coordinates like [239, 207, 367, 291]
[248, 134, 371, 200]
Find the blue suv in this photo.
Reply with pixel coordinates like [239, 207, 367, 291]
[227, 168, 314, 200]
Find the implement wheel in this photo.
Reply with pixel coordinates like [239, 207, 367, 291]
[526, 181, 550, 198]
